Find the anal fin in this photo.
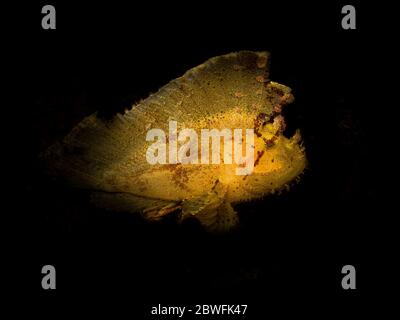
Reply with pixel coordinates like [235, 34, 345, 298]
[181, 182, 238, 232]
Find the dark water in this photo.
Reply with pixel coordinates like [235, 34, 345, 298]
[8, 1, 394, 318]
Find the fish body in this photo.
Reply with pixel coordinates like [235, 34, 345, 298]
[44, 51, 306, 231]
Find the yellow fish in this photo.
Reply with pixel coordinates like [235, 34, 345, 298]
[44, 51, 306, 232]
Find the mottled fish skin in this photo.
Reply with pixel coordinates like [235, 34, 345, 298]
[43, 51, 306, 232]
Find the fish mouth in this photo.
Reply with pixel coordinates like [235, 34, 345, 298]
[267, 114, 287, 145]
[255, 85, 299, 147]
[254, 111, 288, 148]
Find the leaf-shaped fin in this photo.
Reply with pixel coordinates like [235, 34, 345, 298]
[41, 113, 153, 191]
[181, 182, 237, 232]
[181, 193, 222, 217]
[189, 200, 239, 233]
[127, 51, 275, 127]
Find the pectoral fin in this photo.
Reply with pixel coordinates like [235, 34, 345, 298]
[181, 182, 238, 232]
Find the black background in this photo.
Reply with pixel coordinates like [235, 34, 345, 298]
[7, 1, 396, 318]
